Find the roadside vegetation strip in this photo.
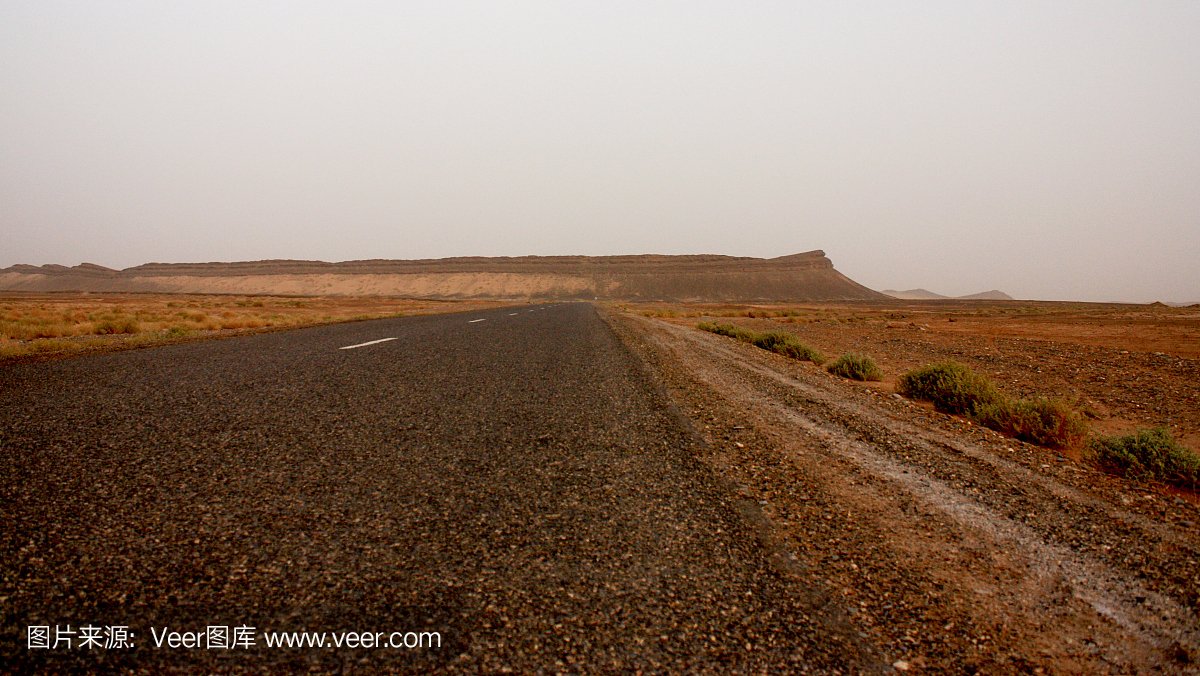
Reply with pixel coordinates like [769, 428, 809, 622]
[896, 361, 1086, 449]
[696, 321, 756, 342]
[696, 322, 824, 364]
[697, 319, 1196, 487]
[750, 331, 825, 364]
[827, 353, 883, 381]
[1088, 428, 1200, 488]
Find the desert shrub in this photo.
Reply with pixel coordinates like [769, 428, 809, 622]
[698, 322, 756, 342]
[698, 323, 823, 363]
[828, 353, 883, 381]
[896, 361, 1001, 415]
[1088, 428, 1199, 487]
[751, 331, 824, 363]
[899, 362, 1091, 449]
[973, 397, 1087, 449]
[94, 318, 141, 335]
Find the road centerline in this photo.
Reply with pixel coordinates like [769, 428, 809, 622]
[338, 337, 399, 350]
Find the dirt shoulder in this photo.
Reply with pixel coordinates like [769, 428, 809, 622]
[603, 308, 1200, 673]
[627, 300, 1200, 454]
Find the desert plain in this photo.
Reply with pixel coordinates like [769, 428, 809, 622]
[3, 255, 1198, 671]
[628, 299, 1200, 457]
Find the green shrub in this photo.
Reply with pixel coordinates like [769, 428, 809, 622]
[751, 331, 824, 363]
[897, 362, 1088, 448]
[697, 323, 823, 363]
[896, 361, 1001, 415]
[827, 353, 883, 381]
[973, 397, 1087, 449]
[697, 322, 756, 342]
[1088, 428, 1199, 487]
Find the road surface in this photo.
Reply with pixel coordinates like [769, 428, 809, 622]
[1, 303, 875, 672]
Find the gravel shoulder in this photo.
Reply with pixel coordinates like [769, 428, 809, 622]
[603, 309, 1200, 673]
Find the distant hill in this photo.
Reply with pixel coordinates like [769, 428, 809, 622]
[882, 288, 1014, 301]
[881, 288, 947, 300]
[0, 251, 889, 302]
[958, 290, 1014, 300]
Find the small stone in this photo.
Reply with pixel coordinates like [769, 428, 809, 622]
[893, 660, 910, 671]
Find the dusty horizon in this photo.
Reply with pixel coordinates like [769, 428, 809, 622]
[2, 251, 1194, 305]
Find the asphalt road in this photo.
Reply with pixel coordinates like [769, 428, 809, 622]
[1, 303, 873, 672]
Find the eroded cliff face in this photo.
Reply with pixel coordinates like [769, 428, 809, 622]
[0, 250, 886, 301]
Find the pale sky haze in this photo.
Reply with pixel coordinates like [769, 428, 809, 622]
[1, 1, 1197, 302]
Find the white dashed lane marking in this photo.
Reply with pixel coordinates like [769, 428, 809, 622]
[339, 337, 398, 350]
[468, 319, 487, 323]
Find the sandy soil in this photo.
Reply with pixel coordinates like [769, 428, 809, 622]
[606, 307, 1200, 673]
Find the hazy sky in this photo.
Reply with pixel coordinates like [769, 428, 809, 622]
[2, 1, 1197, 301]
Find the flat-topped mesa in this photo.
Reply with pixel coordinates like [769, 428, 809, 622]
[117, 251, 837, 276]
[768, 251, 834, 266]
[0, 251, 887, 301]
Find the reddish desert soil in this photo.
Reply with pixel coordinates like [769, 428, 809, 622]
[605, 305, 1200, 673]
[627, 300, 1200, 455]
